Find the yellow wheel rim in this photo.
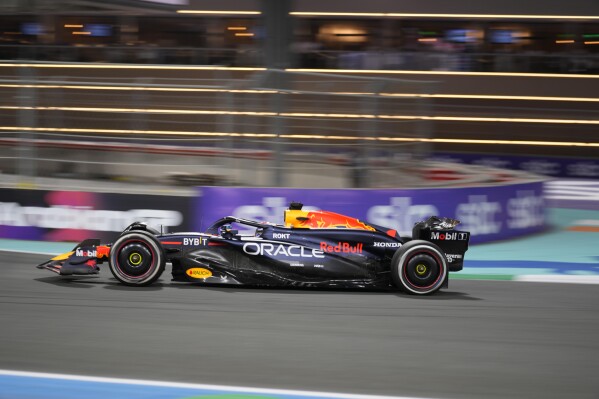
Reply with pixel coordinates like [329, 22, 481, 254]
[129, 252, 143, 266]
[416, 264, 427, 275]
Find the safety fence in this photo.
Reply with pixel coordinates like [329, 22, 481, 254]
[0, 68, 434, 188]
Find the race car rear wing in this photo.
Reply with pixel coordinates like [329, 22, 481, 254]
[413, 216, 470, 271]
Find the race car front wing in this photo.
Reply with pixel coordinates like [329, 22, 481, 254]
[36, 239, 109, 276]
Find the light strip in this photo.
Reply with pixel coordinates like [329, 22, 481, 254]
[2, 83, 599, 103]
[4, 106, 599, 125]
[2, 63, 599, 79]
[392, 94, 599, 102]
[0, 126, 275, 138]
[177, 10, 261, 15]
[0, 83, 276, 93]
[2, 126, 597, 147]
[174, 10, 599, 20]
[285, 68, 599, 79]
[289, 12, 599, 20]
[64, 24, 84, 28]
[378, 115, 599, 125]
[0, 106, 277, 116]
[0, 63, 265, 71]
[406, 138, 599, 147]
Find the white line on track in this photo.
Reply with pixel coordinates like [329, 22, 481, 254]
[515, 275, 599, 284]
[0, 369, 442, 399]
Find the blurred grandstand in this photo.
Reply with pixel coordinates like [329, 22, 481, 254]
[1, 0, 599, 72]
[0, 0, 598, 187]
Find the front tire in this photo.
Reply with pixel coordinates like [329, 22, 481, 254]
[109, 232, 165, 286]
[391, 240, 447, 295]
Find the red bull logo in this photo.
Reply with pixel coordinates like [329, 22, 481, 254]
[320, 242, 363, 254]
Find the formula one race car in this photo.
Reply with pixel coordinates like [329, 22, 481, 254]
[37, 202, 470, 295]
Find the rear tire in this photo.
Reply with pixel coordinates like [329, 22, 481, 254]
[109, 232, 165, 286]
[391, 240, 447, 295]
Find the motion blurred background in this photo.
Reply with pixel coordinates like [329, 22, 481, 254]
[0, 0, 597, 190]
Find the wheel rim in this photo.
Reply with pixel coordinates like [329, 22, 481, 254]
[403, 252, 442, 290]
[114, 240, 155, 280]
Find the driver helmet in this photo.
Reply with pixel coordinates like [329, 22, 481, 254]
[220, 224, 233, 234]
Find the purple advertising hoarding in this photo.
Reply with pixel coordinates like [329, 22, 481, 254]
[196, 182, 546, 244]
[0, 181, 546, 245]
[0, 188, 193, 242]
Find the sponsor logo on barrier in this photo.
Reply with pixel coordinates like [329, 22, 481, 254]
[519, 160, 561, 176]
[320, 242, 363, 254]
[243, 242, 325, 258]
[367, 197, 439, 236]
[567, 162, 599, 178]
[186, 268, 212, 279]
[75, 248, 96, 257]
[456, 195, 501, 236]
[473, 157, 512, 169]
[431, 232, 468, 241]
[373, 242, 401, 248]
[507, 190, 545, 229]
[0, 202, 182, 232]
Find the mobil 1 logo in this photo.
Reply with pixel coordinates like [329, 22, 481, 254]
[430, 231, 469, 241]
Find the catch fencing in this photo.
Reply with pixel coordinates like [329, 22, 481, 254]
[0, 66, 434, 188]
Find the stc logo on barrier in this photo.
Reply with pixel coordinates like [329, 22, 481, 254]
[455, 192, 544, 235]
[519, 160, 561, 176]
[367, 197, 439, 236]
[567, 162, 599, 178]
[368, 192, 544, 238]
[455, 195, 502, 235]
[506, 190, 545, 229]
